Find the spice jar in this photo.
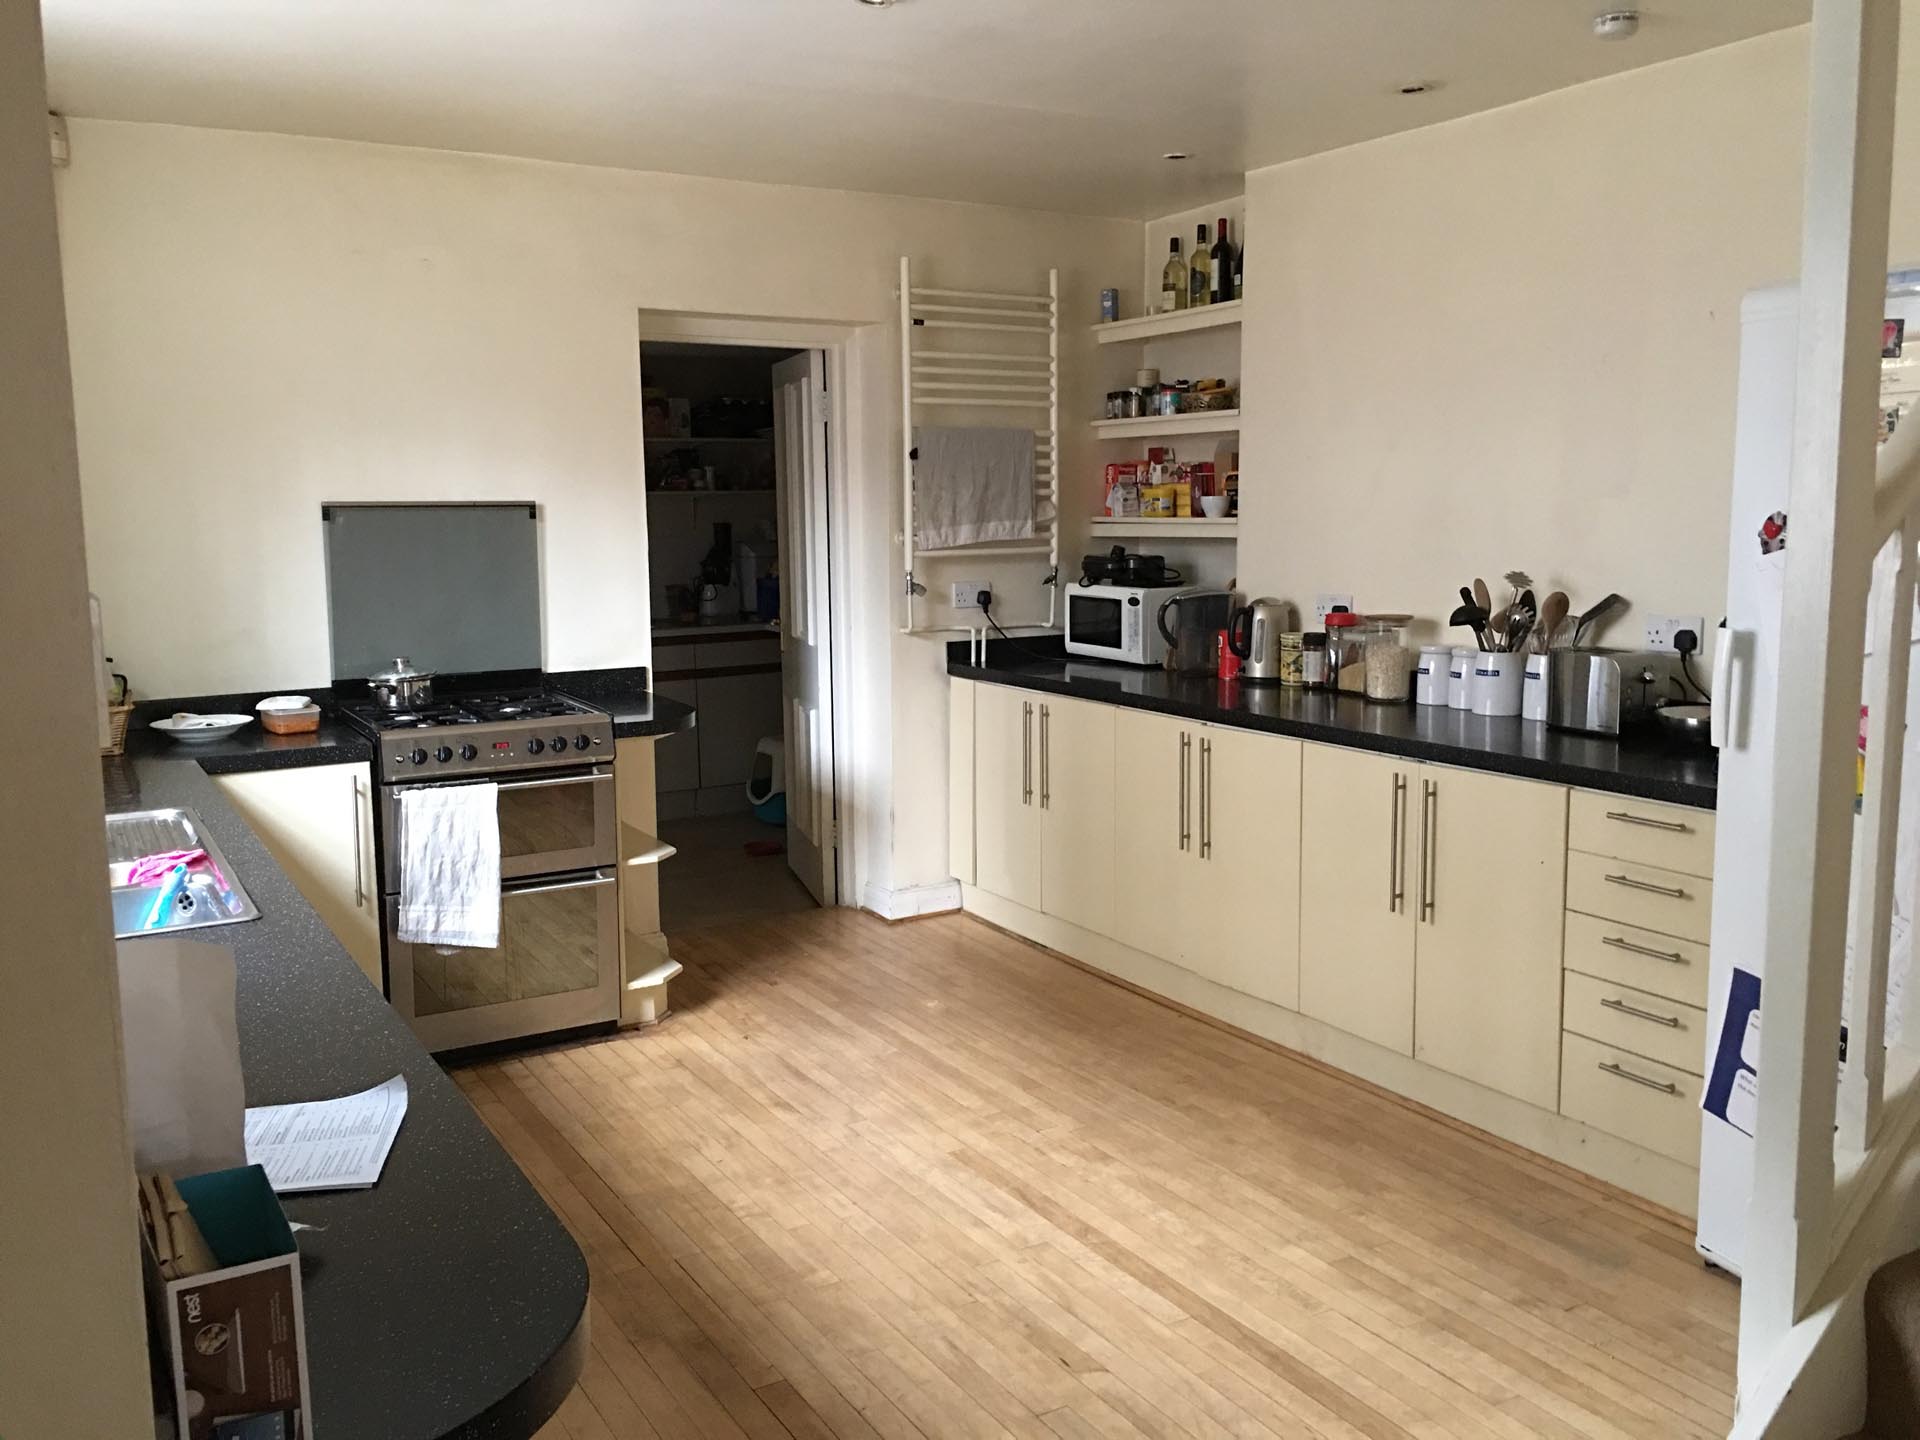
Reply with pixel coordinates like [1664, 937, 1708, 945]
[1301, 632, 1328, 688]
[1277, 632, 1307, 687]
[1323, 609, 1365, 694]
[1362, 620, 1413, 702]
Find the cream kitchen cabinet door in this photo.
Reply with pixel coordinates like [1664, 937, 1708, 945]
[1113, 708, 1190, 965]
[949, 679, 976, 886]
[1299, 744, 1416, 1054]
[1183, 725, 1302, 1009]
[213, 762, 381, 987]
[1412, 764, 1568, 1110]
[972, 684, 1041, 911]
[1038, 694, 1117, 937]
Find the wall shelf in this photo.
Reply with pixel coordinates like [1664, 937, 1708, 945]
[1092, 300, 1242, 345]
[1088, 517, 1238, 539]
[1091, 410, 1240, 441]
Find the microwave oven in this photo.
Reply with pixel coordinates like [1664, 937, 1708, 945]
[1063, 583, 1174, 666]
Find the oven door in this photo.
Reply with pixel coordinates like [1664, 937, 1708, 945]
[385, 869, 620, 1053]
[382, 765, 616, 891]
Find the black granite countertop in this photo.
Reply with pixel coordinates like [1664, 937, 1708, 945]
[121, 713, 372, 774]
[949, 641, 1717, 810]
[105, 754, 587, 1439]
[549, 667, 698, 739]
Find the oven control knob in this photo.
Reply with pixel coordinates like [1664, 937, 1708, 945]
[434, 746, 453, 763]
[527, 737, 545, 754]
[574, 734, 591, 751]
[459, 744, 477, 761]
[408, 747, 428, 766]
[552, 734, 570, 753]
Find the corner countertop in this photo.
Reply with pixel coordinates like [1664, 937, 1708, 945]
[651, 614, 779, 640]
[548, 667, 698, 739]
[121, 715, 372, 774]
[103, 753, 587, 1438]
[949, 641, 1717, 810]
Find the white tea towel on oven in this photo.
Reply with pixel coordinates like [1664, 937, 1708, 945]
[913, 425, 1035, 550]
[396, 784, 501, 948]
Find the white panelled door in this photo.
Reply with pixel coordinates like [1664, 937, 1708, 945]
[772, 350, 837, 906]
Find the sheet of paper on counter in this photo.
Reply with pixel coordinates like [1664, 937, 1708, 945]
[116, 939, 247, 1178]
[244, 1074, 408, 1193]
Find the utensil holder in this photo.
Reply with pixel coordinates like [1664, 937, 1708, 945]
[1522, 655, 1550, 722]
[1448, 649, 1474, 710]
[1470, 652, 1526, 717]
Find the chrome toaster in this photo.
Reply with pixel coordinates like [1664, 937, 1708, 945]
[1546, 649, 1688, 735]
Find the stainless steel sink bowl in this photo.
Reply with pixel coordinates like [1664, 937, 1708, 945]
[106, 807, 259, 938]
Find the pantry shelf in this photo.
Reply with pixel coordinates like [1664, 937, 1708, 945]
[1092, 301, 1243, 345]
[1089, 517, 1238, 539]
[1091, 410, 1240, 441]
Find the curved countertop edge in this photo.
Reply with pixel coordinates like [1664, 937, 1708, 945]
[948, 655, 1717, 811]
[547, 672, 698, 740]
[105, 753, 590, 1439]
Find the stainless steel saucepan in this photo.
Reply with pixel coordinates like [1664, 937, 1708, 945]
[368, 656, 435, 710]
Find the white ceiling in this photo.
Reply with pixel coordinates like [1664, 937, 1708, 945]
[40, 0, 1810, 218]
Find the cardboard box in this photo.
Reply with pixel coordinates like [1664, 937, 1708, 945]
[146, 1165, 312, 1440]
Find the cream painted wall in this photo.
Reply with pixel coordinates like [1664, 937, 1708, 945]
[1235, 25, 1920, 647]
[0, 7, 150, 1433]
[55, 120, 1137, 897]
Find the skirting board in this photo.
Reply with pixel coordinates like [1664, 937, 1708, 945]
[961, 884, 1702, 1218]
[861, 880, 963, 922]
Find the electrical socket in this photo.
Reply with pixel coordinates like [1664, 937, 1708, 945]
[1314, 593, 1354, 624]
[951, 581, 989, 611]
[1643, 612, 1705, 652]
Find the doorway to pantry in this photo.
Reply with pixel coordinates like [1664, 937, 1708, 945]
[640, 340, 838, 936]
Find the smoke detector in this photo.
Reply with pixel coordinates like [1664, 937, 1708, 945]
[1593, 10, 1640, 40]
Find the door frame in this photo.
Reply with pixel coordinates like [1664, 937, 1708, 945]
[636, 313, 857, 907]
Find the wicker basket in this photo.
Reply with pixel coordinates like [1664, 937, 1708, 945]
[101, 701, 134, 757]
[1179, 388, 1238, 413]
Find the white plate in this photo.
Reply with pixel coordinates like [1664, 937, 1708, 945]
[151, 713, 252, 744]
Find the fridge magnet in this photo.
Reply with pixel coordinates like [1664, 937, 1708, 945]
[1758, 510, 1787, 555]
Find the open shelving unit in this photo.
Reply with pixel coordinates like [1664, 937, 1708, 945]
[1091, 410, 1240, 442]
[1088, 516, 1237, 540]
[1091, 299, 1242, 346]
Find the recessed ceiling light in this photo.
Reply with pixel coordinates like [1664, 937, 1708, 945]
[1397, 82, 1437, 96]
[1593, 9, 1640, 40]
[1163, 152, 1189, 161]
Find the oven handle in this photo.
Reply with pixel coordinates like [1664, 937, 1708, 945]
[505, 870, 617, 897]
[386, 767, 611, 796]
[497, 773, 612, 793]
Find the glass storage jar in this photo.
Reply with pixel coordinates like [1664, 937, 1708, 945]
[1323, 610, 1365, 694]
[1362, 619, 1413, 702]
[1300, 632, 1328, 688]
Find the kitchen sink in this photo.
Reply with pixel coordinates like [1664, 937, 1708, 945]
[106, 807, 259, 938]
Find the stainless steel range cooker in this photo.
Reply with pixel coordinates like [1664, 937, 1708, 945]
[340, 687, 620, 1055]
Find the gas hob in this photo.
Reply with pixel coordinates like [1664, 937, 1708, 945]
[339, 689, 614, 779]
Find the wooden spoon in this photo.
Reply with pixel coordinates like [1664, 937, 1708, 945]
[1536, 591, 1569, 651]
[1473, 578, 1493, 617]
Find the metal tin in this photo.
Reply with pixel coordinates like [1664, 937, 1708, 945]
[1277, 632, 1307, 687]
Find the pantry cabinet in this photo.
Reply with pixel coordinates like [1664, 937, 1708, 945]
[1115, 709, 1301, 1007]
[1299, 746, 1416, 1053]
[1412, 765, 1567, 1109]
[213, 762, 380, 987]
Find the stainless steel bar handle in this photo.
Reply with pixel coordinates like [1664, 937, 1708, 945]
[1605, 810, 1690, 834]
[1601, 934, 1687, 964]
[350, 775, 366, 908]
[1389, 773, 1404, 912]
[1179, 732, 1191, 852]
[1022, 701, 1033, 805]
[508, 870, 617, 897]
[1597, 1060, 1678, 1095]
[1419, 779, 1437, 923]
[494, 773, 611, 793]
[1199, 737, 1213, 860]
[1604, 872, 1687, 899]
[1040, 704, 1051, 810]
[1600, 996, 1682, 1028]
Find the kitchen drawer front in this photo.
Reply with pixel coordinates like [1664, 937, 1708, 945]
[1563, 971, 1709, 1076]
[1568, 791, 1715, 879]
[1563, 911, 1710, 1009]
[1566, 850, 1712, 943]
[1560, 1032, 1701, 1167]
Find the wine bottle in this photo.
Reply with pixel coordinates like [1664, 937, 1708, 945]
[1211, 218, 1234, 305]
[1233, 235, 1244, 300]
[1161, 237, 1188, 312]
[1189, 224, 1211, 308]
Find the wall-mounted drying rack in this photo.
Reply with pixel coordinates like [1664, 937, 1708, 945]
[898, 257, 1060, 635]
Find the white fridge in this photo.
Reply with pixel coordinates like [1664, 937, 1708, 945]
[1697, 274, 1920, 1273]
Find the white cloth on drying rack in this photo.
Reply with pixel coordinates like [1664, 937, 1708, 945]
[913, 425, 1035, 550]
[395, 783, 501, 948]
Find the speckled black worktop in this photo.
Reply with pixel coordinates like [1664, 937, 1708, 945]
[104, 754, 587, 1439]
[949, 640, 1717, 810]
[549, 666, 698, 739]
[121, 712, 373, 773]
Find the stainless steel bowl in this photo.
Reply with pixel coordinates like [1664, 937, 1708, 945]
[1654, 702, 1713, 741]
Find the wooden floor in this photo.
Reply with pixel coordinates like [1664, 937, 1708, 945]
[459, 907, 1737, 1440]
